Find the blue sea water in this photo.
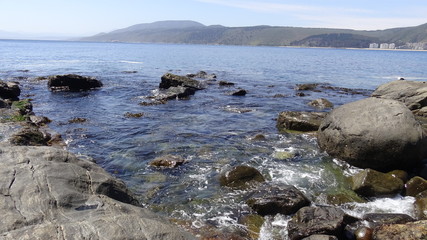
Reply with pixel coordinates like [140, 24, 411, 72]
[1, 39, 426, 238]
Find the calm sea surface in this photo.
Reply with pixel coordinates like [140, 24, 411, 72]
[1, 40, 427, 238]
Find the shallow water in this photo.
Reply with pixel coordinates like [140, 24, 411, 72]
[1, 40, 427, 239]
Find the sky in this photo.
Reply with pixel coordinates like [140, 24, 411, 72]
[1, 0, 427, 37]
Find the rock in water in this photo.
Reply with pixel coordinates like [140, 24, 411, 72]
[317, 97, 427, 171]
[0, 81, 20, 100]
[308, 98, 334, 109]
[48, 74, 103, 91]
[160, 73, 205, 90]
[219, 165, 265, 189]
[351, 169, 404, 197]
[372, 80, 427, 116]
[0, 144, 195, 239]
[373, 220, 427, 240]
[277, 111, 327, 132]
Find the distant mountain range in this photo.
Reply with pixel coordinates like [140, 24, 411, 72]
[80, 20, 427, 50]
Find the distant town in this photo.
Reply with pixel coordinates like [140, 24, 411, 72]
[369, 42, 427, 50]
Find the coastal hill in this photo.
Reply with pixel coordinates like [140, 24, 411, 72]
[80, 20, 427, 50]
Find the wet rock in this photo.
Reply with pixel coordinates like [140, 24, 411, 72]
[0, 81, 20, 100]
[0, 99, 9, 108]
[160, 73, 205, 90]
[354, 227, 373, 240]
[325, 191, 366, 205]
[219, 165, 265, 189]
[388, 170, 408, 183]
[186, 71, 216, 80]
[308, 98, 334, 109]
[296, 83, 319, 91]
[247, 184, 310, 216]
[139, 99, 168, 106]
[231, 89, 247, 96]
[238, 214, 265, 240]
[250, 134, 267, 141]
[302, 235, 338, 240]
[351, 169, 404, 197]
[273, 150, 296, 160]
[219, 81, 235, 86]
[414, 197, 427, 220]
[296, 92, 307, 97]
[363, 213, 415, 226]
[122, 70, 138, 74]
[372, 80, 427, 116]
[9, 126, 51, 146]
[0, 144, 195, 240]
[149, 155, 186, 168]
[288, 206, 357, 240]
[124, 112, 144, 118]
[273, 94, 288, 98]
[277, 111, 327, 132]
[405, 176, 427, 197]
[317, 97, 427, 171]
[68, 117, 87, 124]
[48, 74, 103, 91]
[29, 115, 52, 126]
[11, 99, 33, 115]
[372, 220, 427, 240]
[156, 86, 196, 100]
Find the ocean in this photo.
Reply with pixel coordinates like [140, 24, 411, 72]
[1, 39, 426, 239]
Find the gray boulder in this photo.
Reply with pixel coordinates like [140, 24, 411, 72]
[0, 144, 195, 240]
[317, 97, 427, 171]
[372, 80, 427, 116]
[277, 111, 327, 132]
[0, 81, 20, 100]
[48, 74, 103, 92]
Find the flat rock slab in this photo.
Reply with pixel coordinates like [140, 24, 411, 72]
[0, 144, 194, 240]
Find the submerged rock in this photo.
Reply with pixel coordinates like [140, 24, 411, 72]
[219, 165, 265, 189]
[351, 169, 404, 198]
[186, 71, 216, 80]
[230, 89, 247, 96]
[372, 80, 427, 116]
[317, 97, 427, 171]
[308, 98, 334, 109]
[247, 184, 310, 216]
[288, 206, 357, 240]
[48, 74, 103, 91]
[0, 81, 20, 100]
[295, 83, 319, 91]
[219, 81, 235, 86]
[373, 220, 427, 240]
[0, 144, 195, 240]
[277, 111, 327, 132]
[149, 155, 186, 168]
[363, 213, 415, 226]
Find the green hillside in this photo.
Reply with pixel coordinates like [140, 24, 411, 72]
[80, 21, 427, 49]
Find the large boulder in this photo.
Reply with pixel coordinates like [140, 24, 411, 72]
[0, 144, 195, 240]
[48, 74, 103, 91]
[277, 111, 327, 132]
[317, 97, 427, 171]
[372, 80, 427, 116]
[246, 185, 310, 216]
[0, 81, 20, 100]
[288, 206, 357, 240]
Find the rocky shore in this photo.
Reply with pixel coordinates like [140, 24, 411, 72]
[0, 77, 195, 239]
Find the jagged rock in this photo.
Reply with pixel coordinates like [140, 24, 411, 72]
[247, 185, 310, 216]
[372, 220, 427, 240]
[308, 98, 334, 109]
[160, 73, 205, 90]
[406, 176, 427, 197]
[288, 206, 357, 240]
[150, 155, 186, 168]
[351, 169, 404, 197]
[372, 80, 427, 116]
[277, 111, 327, 132]
[48, 74, 103, 92]
[0, 81, 20, 100]
[219, 165, 265, 189]
[0, 144, 195, 240]
[231, 89, 247, 96]
[317, 97, 427, 171]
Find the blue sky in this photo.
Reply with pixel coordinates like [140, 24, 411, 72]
[1, 0, 427, 36]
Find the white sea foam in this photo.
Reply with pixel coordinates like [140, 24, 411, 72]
[120, 60, 144, 64]
[342, 196, 416, 218]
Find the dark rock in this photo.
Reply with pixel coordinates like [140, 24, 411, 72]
[219, 81, 235, 86]
[219, 165, 265, 189]
[149, 155, 186, 168]
[0, 144, 195, 239]
[0, 99, 9, 108]
[277, 111, 327, 132]
[250, 134, 267, 141]
[372, 220, 427, 240]
[354, 227, 373, 240]
[124, 112, 144, 118]
[325, 191, 366, 205]
[363, 213, 415, 226]
[273, 94, 288, 98]
[231, 89, 247, 96]
[296, 83, 319, 91]
[48, 74, 103, 91]
[351, 169, 404, 197]
[302, 235, 338, 240]
[296, 92, 307, 97]
[288, 206, 357, 240]
[156, 86, 196, 100]
[160, 73, 205, 90]
[388, 170, 408, 183]
[247, 185, 310, 216]
[414, 197, 427, 220]
[186, 71, 216, 80]
[372, 80, 427, 116]
[0, 81, 20, 100]
[406, 176, 427, 197]
[122, 70, 138, 74]
[9, 127, 51, 146]
[308, 98, 334, 109]
[29, 115, 52, 126]
[317, 97, 427, 171]
[139, 99, 168, 106]
[68, 117, 87, 124]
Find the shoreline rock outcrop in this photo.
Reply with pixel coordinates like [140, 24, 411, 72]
[48, 74, 103, 92]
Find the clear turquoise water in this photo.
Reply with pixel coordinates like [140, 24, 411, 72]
[1, 39, 426, 238]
